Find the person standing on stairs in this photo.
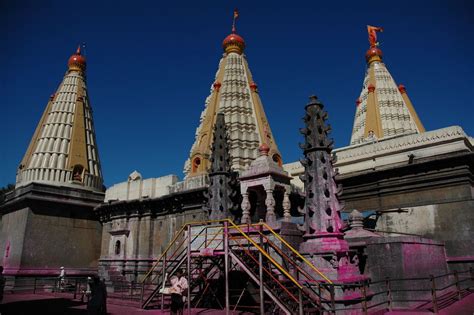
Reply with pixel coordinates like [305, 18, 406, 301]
[170, 269, 188, 315]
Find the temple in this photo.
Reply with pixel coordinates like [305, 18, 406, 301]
[16, 46, 103, 191]
[1, 12, 473, 314]
[284, 27, 474, 271]
[0, 47, 104, 277]
[350, 25, 425, 145]
[184, 11, 282, 177]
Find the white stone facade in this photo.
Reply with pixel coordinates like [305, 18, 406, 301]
[350, 60, 422, 145]
[104, 172, 209, 202]
[284, 126, 473, 190]
[16, 70, 103, 191]
[184, 51, 280, 176]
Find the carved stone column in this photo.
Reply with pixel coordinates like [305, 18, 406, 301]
[241, 192, 251, 224]
[265, 188, 276, 224]
[282, 190, 291, 222]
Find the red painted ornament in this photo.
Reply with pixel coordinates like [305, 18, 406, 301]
[398, 84, 407, 94]
[68, 46, 86, 70]
[258, 143, 270, 156]
[250, 82, 258, 91]
[213, 82, 222, 91]
[365, 46, 383, 62]
[223, 33, 245, 46]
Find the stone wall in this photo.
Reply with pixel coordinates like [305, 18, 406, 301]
[97, 183, 208, 282]
[365, 236, 449, 309]
[0, 183, 104, 277]
[105, 173, 179, 202]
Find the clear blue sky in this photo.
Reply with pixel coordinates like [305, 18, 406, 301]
[1, 0, 473, 188]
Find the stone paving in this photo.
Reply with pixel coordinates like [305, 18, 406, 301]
[1, 291, 473, 314]
[0, 292, 253, 315]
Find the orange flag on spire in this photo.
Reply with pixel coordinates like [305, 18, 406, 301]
[232, 9, 239, 33]
[367, 25, 383, 47]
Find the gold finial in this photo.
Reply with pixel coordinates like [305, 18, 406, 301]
[366, 26, 384, 64]
[68, 44, 86, 72]
[222, 9, 245, 54]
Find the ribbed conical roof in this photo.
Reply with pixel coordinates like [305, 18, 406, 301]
[184, 13, 282, 177]
[16, 46, 103, 192]
[350, 28, 425, 145]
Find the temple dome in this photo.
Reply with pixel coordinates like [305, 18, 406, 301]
[365, 46, 383, 63]
[223, 32, 245, 54]
[68, 46, 86, 72]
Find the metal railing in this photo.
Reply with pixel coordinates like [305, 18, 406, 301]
[7, 276, 90, 301]
[314, 268, 474, 314]
[137, 219, 334, 314]
[112, 218, 474, 314]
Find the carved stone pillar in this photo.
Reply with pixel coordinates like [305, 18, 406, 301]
[265, 188, 276, 224]
[282, 190, 291, 222]
[241, 192, 251, 224]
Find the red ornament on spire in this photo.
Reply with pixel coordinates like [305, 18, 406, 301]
[68, 45, 86, 71]
[356, 98, 361, 106]
[223, 9, 245, 54]
[258, 143, 270, 156]
[250, 82, 258, 91]
[398, 84, 407, 94]
[368, 84, 376, 93]
[232, 9, 239, 33]
[213, 82, 222, 91]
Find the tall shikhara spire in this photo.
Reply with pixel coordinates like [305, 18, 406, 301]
[184, 10, 282, 177]
[350, 26, 425, 145]
[16, 46, 103, 191]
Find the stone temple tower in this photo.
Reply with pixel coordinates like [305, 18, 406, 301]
[184, 11, 282, 177]
[350, 26, 425, 145]
[0, 47, 104, 279]
[16, 46, 103, 191]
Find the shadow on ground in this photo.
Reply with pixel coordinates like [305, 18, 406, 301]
[0, 297, 87, 315]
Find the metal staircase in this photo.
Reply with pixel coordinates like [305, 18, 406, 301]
[140, 219, 334, 314]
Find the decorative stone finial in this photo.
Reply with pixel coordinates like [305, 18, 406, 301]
[398, 84, 407, 94]
[223, 9, 245, 54]
[349, 209, 364, 229]
[68, 45, 86, 72]
[250, 82, 258, 92]
[365, 26, 384, 64]
[258, 143, 270, 156]
[213, 82, 222, 91]
[128, 170, 142, 182]
[368, 84, 376, 93]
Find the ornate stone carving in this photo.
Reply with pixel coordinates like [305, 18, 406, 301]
[299, 95, 364, 283]
[282, 191, 291, 222]
[241, 192, 251, 224]
[205, 113, 239, 220]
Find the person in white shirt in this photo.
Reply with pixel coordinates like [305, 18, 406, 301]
[170, 270, 188, 315]
[58, 266, 66, 291]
